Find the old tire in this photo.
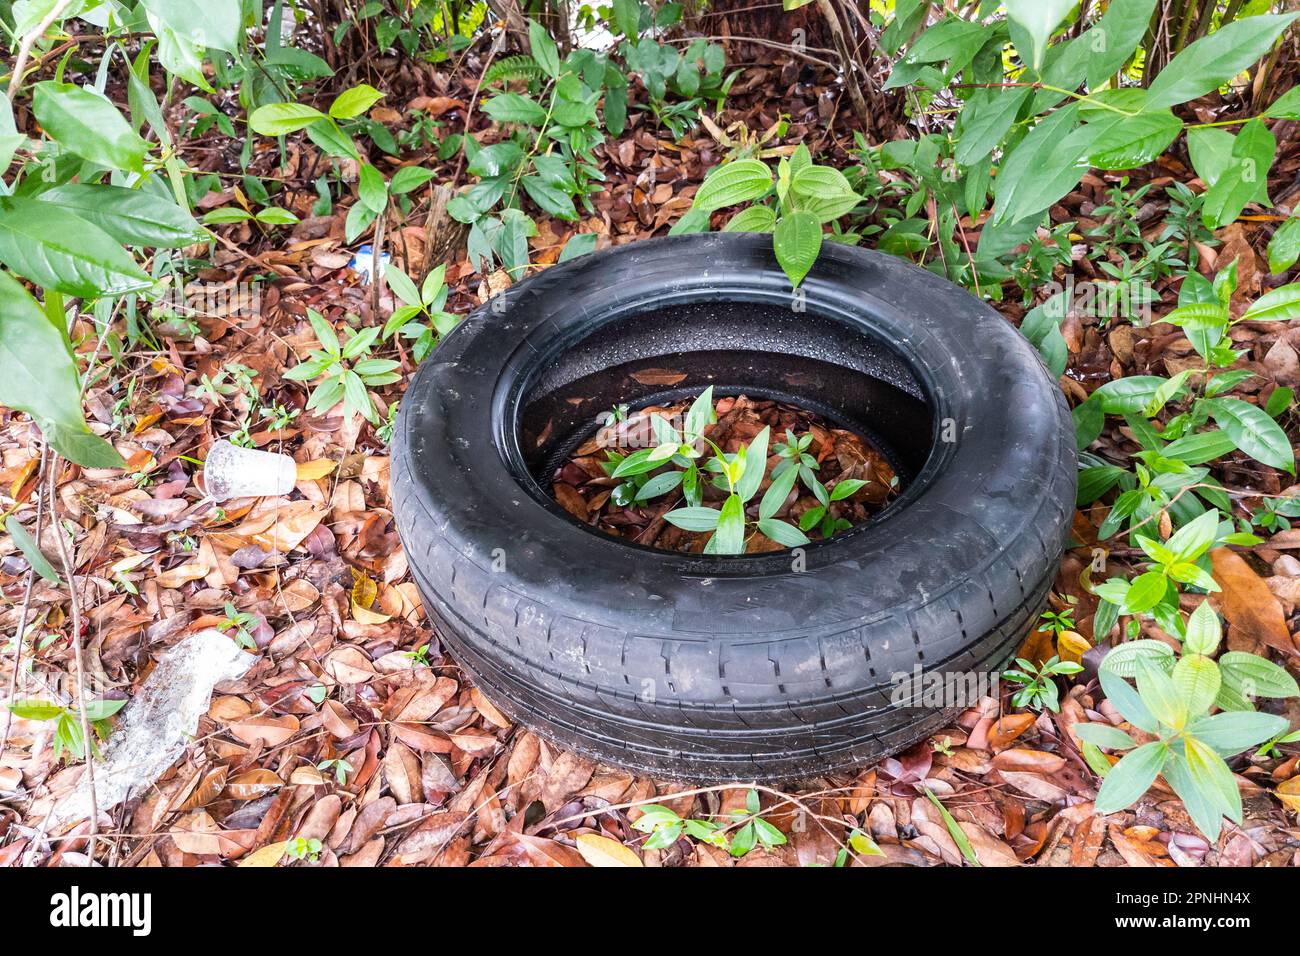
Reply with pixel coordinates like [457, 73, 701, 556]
[392, 233, 1075, 782]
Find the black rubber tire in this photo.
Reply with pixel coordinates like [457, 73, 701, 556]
[392, 233, 1075, 782]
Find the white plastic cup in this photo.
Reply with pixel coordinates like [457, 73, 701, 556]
[202, 439, 298, 501]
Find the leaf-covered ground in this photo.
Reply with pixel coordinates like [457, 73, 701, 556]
[3, 37, 1300, 869]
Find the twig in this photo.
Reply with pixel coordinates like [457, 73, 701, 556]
[48, 457, 99, 862]
[0, 443, 50, 756]
[7, 0, 75, 101]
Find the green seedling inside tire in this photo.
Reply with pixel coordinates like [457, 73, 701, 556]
[607, 388, 866, 554]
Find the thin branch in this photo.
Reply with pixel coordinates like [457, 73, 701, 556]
[48, 457, 99, 862]
[0, 443, 50, 756]
[7, 0, 75, 101]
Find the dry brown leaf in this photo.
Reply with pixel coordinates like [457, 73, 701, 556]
[1210, 547, 1298, 655]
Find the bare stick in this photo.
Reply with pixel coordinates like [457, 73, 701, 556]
[0, 443, 49, 756]
[48, 457, 99, 861]
[7, 0, 75, 101]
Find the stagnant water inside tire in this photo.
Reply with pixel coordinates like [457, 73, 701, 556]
[518, 347, 931, 555]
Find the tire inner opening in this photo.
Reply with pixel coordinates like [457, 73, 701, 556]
[512, 300, 937, 531]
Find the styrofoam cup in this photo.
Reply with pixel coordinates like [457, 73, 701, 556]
[202, 439, 297, 501]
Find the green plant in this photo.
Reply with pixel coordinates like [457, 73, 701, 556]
[384, 264, 458, 363]
[1003, 655, 1083, 712]
[217, 601, 259, 650]
[1036, 604, 1077, 638]
[630, 788, 787, 858]
[1078, 601, 1298, 840]
[316, 757, 354, 785]
[4, 698, 126, 762]
[872, 2, 1300, 296]
[283, 309, 402, 425]
[771, 429, 868, 540]
[673, 144, 864, 287]
[285, 836, 323, 863]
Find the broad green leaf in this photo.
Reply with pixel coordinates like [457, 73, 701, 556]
[153, 23, 211, 91]
[693, 160, 772, 212]
[1004, 0, 1075, 71]
[1218, 650, 1300, 699]
[4, 514, 59, 582]
[32, 82, 148, 172]
[140, 0, 241, 52]
[759, 464, 800, 521]
[558, 232, 599, 262]
[305, 118, 360, 160]
[992, 105, 1090, 225]
[954, 87, 1030, 166]
[723, 205, 777, 233]
[36, 184, 201, 247]
[1136, 659, 1187, 729]
[756, 518, 810, 548]
[1173, 654, 1221, 716]
[1162, 429, 1237, 464]
[713, 493, 745, 553]
[357, 164, 388, 213]
[684, 386, 715, 440]
[255, 207, 297, 225]
[482, 92, 547, 126]
[385, 265, 421, 307]
[1207, 396, 1295, 473]
[0, 197, 151, 296]
[250, 103, 328, 136]
[1094, 740, 1168, 814]
[1188, 711, 1289, 755]
[528, 19, 561, 78]
[734, 426, 770, 502]
[47, 422, 126, 468]
[1090, 375, 1167, 414]
[1146, 14, 1300, 109]
[7, 697, 67, 720]
[1072, 722, 1137, 751]
[1083, 110, 1183, 171]
[522, 176, 577, 221]
[664, 507, 721, 532]
[202, 207, 253, 224]
[1267, 217, 1300, 274]
[901, 16, 988, 65]
[0, 271, 123, 468]
[1100, 667, 1160, 733]
[1202, 119, 1275, 229]
[1164, 508, 1219, 561]
[390, 166, 436, 195]
[1161, 750, 1223, 841]
[1184, 734, 1242, 825]
[329, 84, 384, 120]
[1124, 570, 1169, 614]
[1084, 0, 1158, 90]
[772, 211, 822, 287]
[1183, 600, 1221, 656]
[1265, 85, 1300, 119]
[1244, 282, 1300, 322]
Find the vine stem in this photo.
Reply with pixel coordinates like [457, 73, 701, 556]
[7, 0, 75, 101]
[48, 457, 99, 862]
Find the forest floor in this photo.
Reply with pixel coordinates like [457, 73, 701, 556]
[2, 39, 1300, 869]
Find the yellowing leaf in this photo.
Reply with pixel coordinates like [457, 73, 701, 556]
[575, 832, 643, 867]
[1277, 776, 1300, 813]
[1057, 630, 1090, 665]
[351, 570, 378, 609]
[239, 841, 288, 867]
[296, 458, 338, 481]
